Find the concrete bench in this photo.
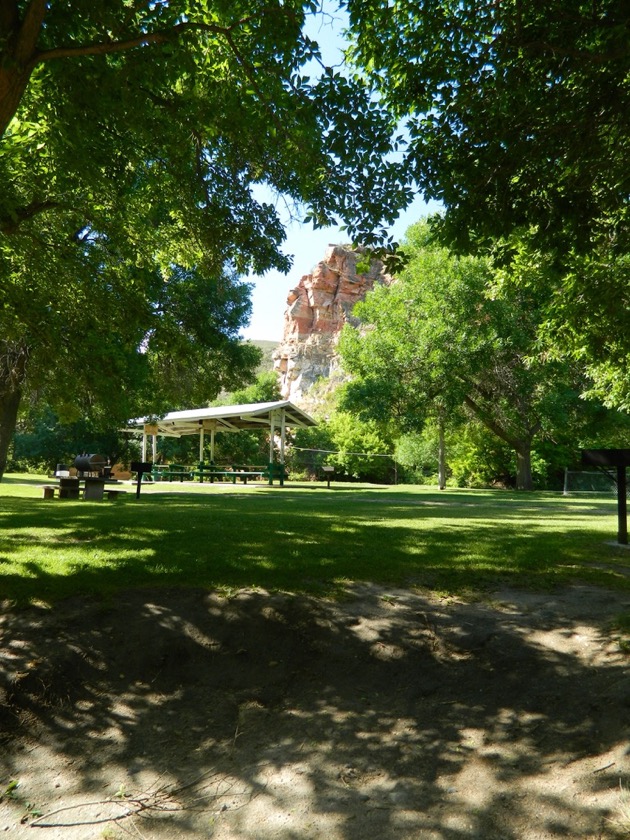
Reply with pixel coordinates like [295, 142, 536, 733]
[41, 484, 126, 501]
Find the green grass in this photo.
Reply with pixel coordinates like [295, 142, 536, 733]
[1, 474, 629, 604]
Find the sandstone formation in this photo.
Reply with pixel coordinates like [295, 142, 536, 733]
[273, 245, 391, 403]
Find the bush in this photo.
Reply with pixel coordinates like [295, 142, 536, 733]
[11, 405, 135, 473]
[290, 412, 395, 483]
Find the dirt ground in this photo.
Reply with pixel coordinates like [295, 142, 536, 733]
[1, 582, 629, 840]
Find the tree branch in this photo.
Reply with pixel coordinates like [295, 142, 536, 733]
[30, 12, 297, 70]
[0, 199, 59, 233]
[30, 20, 222, 69]
[13, 0, 47, 64]
[463, 393, 519, 449]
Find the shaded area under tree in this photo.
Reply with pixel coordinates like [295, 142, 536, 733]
[1, 583, 629, 839]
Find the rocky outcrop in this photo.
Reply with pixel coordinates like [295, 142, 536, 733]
[273, 245, 391, 403]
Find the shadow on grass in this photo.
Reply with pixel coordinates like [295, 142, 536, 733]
[0, 489, 627, 605]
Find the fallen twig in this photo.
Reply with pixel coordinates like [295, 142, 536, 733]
[593, 761, 615, 773]
[30, 790, 180, 828]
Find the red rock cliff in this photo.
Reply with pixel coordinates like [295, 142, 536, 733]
[273, 245, 391, 403]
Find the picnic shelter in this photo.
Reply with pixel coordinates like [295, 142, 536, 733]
[127, 400, 317, 476]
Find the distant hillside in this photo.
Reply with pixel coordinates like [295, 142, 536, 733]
[249, 340, 278, 374]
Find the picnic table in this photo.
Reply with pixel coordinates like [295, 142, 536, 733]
[148, 462, 289, 486]
[193, 463, 265, 484]
[151, 463, 193, 482]
[42, 476, 125, 501]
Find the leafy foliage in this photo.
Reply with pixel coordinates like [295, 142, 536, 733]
[291, 406, 394, 483]
[347, 0, 629, 254]
[345, 0, 630, 405]
[339, 222, 617, 489]
[0, 0, 413, 478]
[324, 411, 393, 481]
[10, 405, 135, 474]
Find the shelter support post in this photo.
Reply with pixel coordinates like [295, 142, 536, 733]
[279, 410, 286, 487]
[269, 412, 275, 484]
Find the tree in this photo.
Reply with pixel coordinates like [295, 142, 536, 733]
[291, 410, 393, 482]
[345, 0, 630, 405]
[10, 404, 135, 474]
[339, 223, 594, 490]
[0, 0, 413, 479]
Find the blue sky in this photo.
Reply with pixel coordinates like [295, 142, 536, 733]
[239, 4, 440, 342]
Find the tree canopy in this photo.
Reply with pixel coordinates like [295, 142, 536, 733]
[339, 223, 600, 490]
[345, 0, 630, 407]
[347, 0, 629, 253]
[0, 0, 413, 478]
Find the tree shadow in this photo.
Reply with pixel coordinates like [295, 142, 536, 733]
[0, 492, 627, 604]
[0, 584, 629, 838]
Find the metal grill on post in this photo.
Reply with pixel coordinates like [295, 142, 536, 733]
[131, 462, 153, 499]
[581, 449, 630, 545]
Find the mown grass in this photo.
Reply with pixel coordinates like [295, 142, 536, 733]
[1, 474, 628, 604]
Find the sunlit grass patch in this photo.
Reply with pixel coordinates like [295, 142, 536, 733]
[1, 476, 627, 604]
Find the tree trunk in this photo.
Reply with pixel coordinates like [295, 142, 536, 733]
[0, 0, 48, 138]
[0, 343, 29, 481]
[437, 419, 446, 490]
[462, 396, 538, 491]
[0, 385, 22, 481]
[515, 445, 533, 491]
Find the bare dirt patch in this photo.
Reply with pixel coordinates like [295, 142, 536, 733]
[1, 583, 629, 839]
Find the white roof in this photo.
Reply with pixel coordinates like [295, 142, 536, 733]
[129, 401, 317, 437]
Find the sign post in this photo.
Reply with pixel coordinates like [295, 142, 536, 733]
[581, 450, 630, 545]
[322, 465, 334, 488]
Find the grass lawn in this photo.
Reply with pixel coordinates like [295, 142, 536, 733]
[1, 473, 628, 604]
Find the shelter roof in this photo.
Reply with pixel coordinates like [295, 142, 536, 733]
[129, 401, 317, 437]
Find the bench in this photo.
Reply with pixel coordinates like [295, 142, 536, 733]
[194, 469, 264, 484]
[166, 471, 193, 482]
[230, 471, 265, 485]
[41, 484, 126, 501]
